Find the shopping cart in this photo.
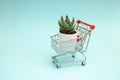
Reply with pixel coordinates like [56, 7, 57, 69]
[51, 20, 95, 68]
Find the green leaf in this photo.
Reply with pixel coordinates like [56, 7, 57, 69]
[70, 17, 75, 27]
[58, 20, 61, 27]
[65, 15, 70, 24]
[61, 16, 64, 23]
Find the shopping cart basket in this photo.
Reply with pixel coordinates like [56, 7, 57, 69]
[51, 20, 95, 68]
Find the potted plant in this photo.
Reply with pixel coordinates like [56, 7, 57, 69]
[58, 15, 77, 52]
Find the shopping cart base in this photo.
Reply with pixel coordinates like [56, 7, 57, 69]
[52, 52, 86, 68]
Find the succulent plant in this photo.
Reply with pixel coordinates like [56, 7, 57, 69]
[58, 15, 76, 34]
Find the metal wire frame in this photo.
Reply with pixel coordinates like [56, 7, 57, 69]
[51, 24, 93, 68]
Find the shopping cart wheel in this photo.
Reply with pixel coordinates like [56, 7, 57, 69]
[81, 61, 86, 66]
[52, 60, 55, 63]
[56, 64, 61, 69]
[72, 54, 76, 58]
[72, 55, 75, 58]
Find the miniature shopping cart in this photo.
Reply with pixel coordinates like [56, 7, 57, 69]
[51, 20, 95, 68]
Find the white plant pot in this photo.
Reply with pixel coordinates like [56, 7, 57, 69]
[58, 32, 77, 53]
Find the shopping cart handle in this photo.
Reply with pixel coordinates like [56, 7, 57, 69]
[76, 20, 95, 30]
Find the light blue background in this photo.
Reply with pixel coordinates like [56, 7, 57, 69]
[0, 0, 120, 80]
